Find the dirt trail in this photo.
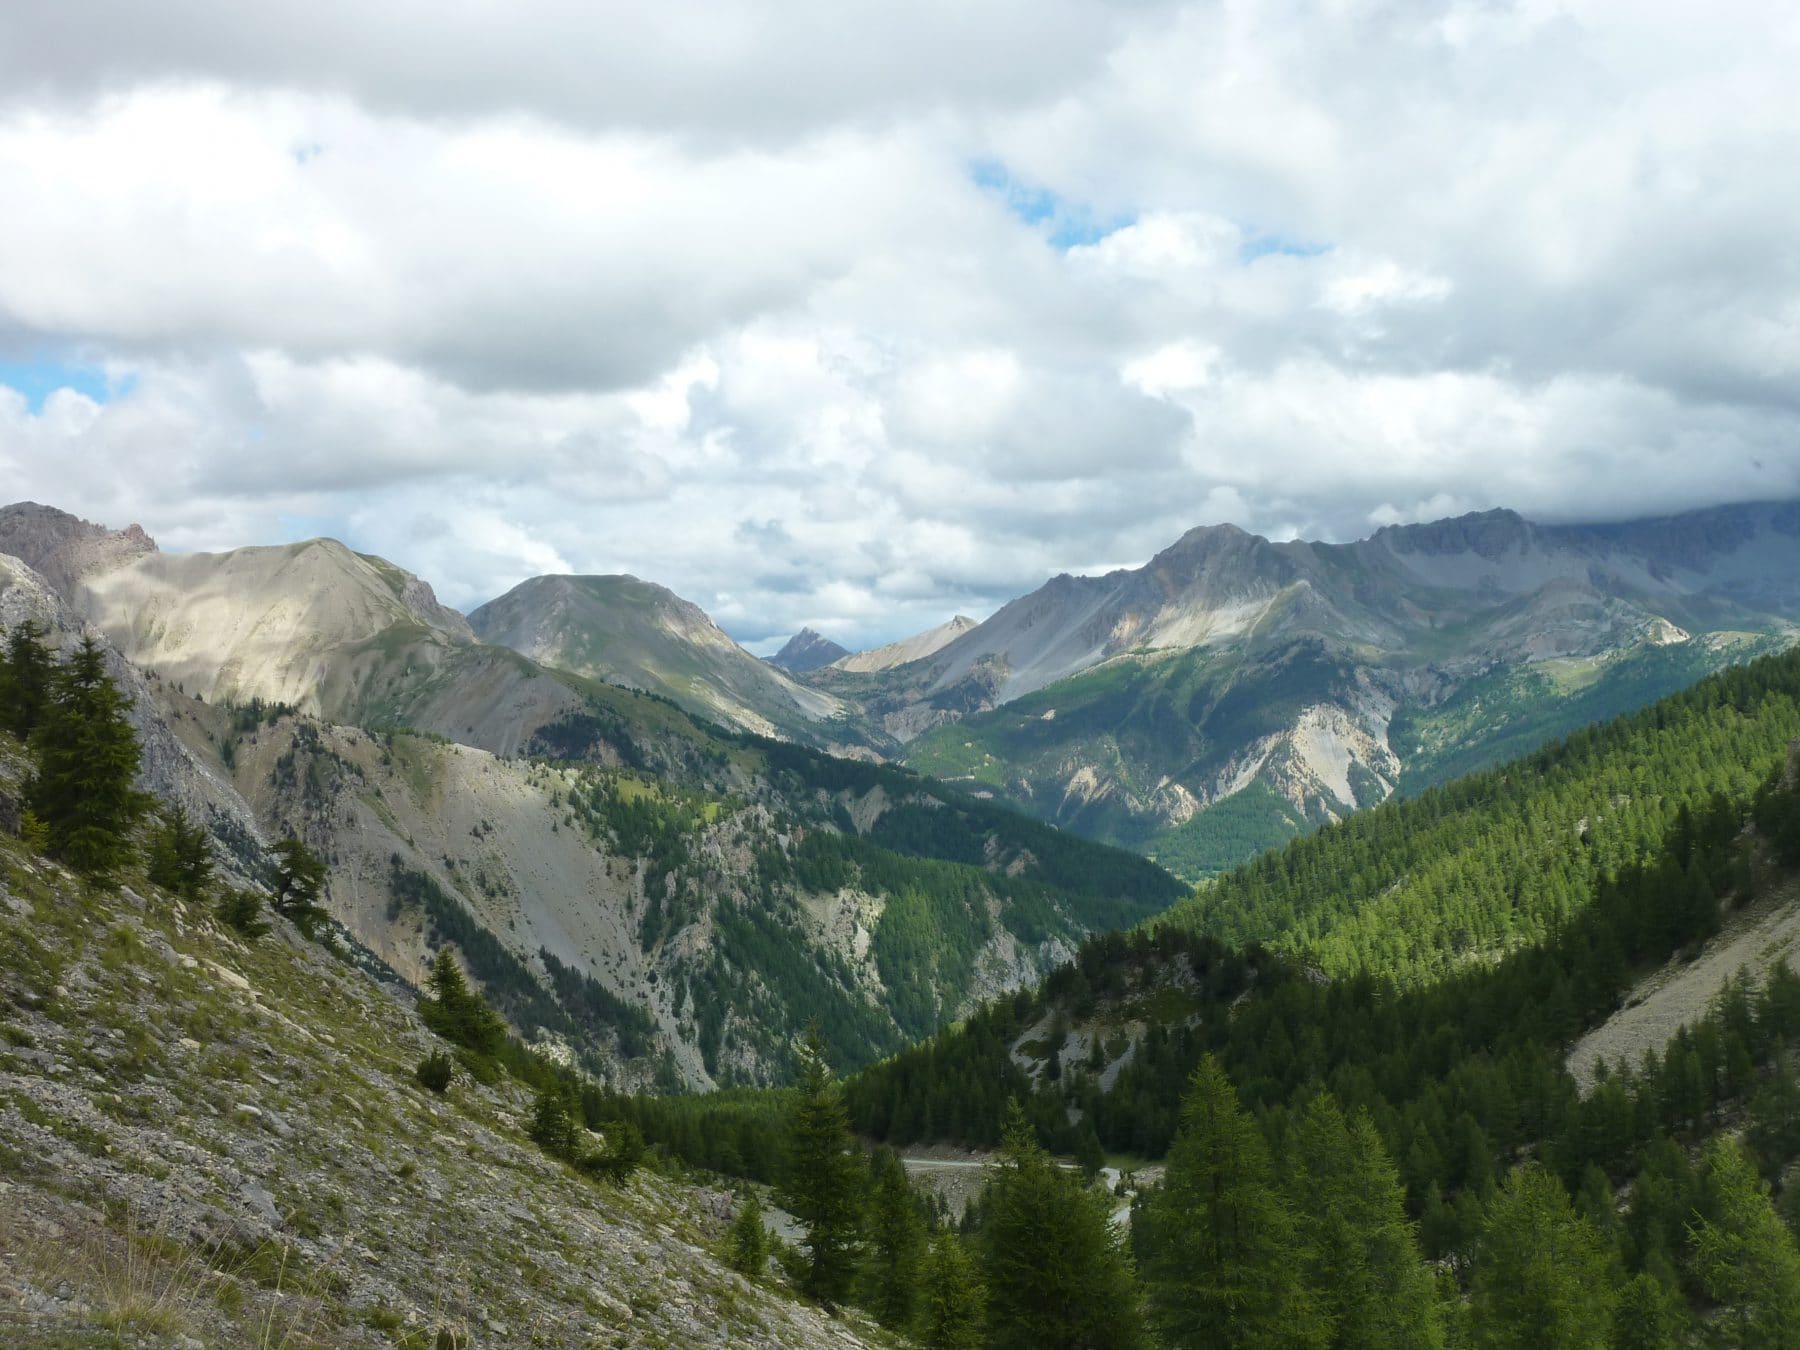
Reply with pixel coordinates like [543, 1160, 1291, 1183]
[1567, 875, 1800, 1091]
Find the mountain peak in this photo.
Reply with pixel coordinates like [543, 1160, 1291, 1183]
[0, 500, 157, 597]
[768, 627, 850, 674]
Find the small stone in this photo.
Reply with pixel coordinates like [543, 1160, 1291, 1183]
[235, 1103, 263, 1118]
[177, 1037, 201, 1052]
[179, 955, 200, 970]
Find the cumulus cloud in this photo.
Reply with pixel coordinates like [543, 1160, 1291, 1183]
[1, 1, 1798, 650]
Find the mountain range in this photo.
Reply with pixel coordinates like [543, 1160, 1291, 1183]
[0, 501, 1177, 1093]
[877, 503, 1800, 875]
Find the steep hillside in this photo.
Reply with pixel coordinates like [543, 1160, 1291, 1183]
[189, 698, 1181, 1092]
[470, 574, 860, 746]
[843, 653, 1800, 1159]
[0, 823, 880, 1347]
[890, 502, 1800, 876]
[766, 628, 848, 674]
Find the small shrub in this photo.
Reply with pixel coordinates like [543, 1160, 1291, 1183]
[217, 888, 271, 939]
[415, 1051, 454, 1095]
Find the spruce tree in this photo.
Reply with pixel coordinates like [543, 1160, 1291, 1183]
[863, 1146, 926, 1329]
[0, 619, 54, 739]
[29, 636, 147, 879]
[777, 1023, 865, 1308]
[979, 1099, 1143, 1350]
[1140, 1057, 1326, 1347]
[269, 836, 330, 935]
[920, 1231, 985, 1350]
[1469, 1163, 1618, 1349]
[729, 1191, 769, 1280]
[1688, 1137, 1800, 1346]
[1286, 1094, 1443, 1348]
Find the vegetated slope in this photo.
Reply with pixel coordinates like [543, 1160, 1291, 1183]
[1167, 646, 1800, 983]
[0, 824, 879, 1347]
[157, 668, 1181, 1093]
[840, 654, 1800, 1158]
[469, 574, 859, 746]
[613, 714, 1800, 1342]
[886, 502, 1800, 878]
[839, 731, 1800, 1207]
[766, 627, 849, 674]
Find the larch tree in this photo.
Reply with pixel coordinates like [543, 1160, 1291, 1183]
[777, 1023, 865, 1309]
[1286, 1093, 1443, 1349]
[0, 619, 54, 740]
[1688, 1138, 1800, 1347]
[862, 1145, 926, 1329]
[1140, 1056, 1327, 1348]
[269, 836, 329, 936]
[1469, 1163, 1618, 1350]
[29, 636, 147, 880]
[978, 1099, 1143, 1350]
[919, 1231, 985, 1350]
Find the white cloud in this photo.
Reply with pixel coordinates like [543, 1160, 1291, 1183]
[1, 1, 1798, 649]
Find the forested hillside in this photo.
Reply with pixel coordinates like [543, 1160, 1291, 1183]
[1169, 646, 1800, 981]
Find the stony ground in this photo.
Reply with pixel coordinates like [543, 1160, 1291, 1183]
[1567, 869, 1800, 1091]
[0, 840, 886, 1348]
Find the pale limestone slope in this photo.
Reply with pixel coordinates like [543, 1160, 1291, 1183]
[74, 539, 474, 713]
[831, 614, 979, 674]
[470, 573, 841, 737]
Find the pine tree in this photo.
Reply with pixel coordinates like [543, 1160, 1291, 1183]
[0, 619, 54, 739]
[29, 636, 147, 879]
[919, 1231, 985, 1350]
[146, 803, 213, 899]
[729, 1191, 769, 1280]
[1469, 1163, 1618, 1349]
[1140, 1057, 1326, 1347]
[979, 1099, 1143, 1350]
[777, 1023, 865, 1308]
[269, 836, 329, 936]
[1286, 1094, 1443, 1348]
[1688, 1137, 1800, 1346]
[863, 1146, 926, 1329]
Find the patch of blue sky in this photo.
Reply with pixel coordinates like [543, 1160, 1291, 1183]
[1239, 231, 1330, 262]
[0, 355, 133, 413]
[969, 159, 1133, 250]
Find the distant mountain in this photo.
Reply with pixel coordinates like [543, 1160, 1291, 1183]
[883, 503, 1800, 877]
[468, 573, 856, 743]
[767, 626, 849, 674]
[830, 614, 979, 674]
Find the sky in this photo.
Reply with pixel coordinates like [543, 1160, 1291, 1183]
[2, 1, 1798, 651]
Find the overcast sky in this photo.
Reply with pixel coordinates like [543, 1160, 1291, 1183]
[2, 1, 1798, 650]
